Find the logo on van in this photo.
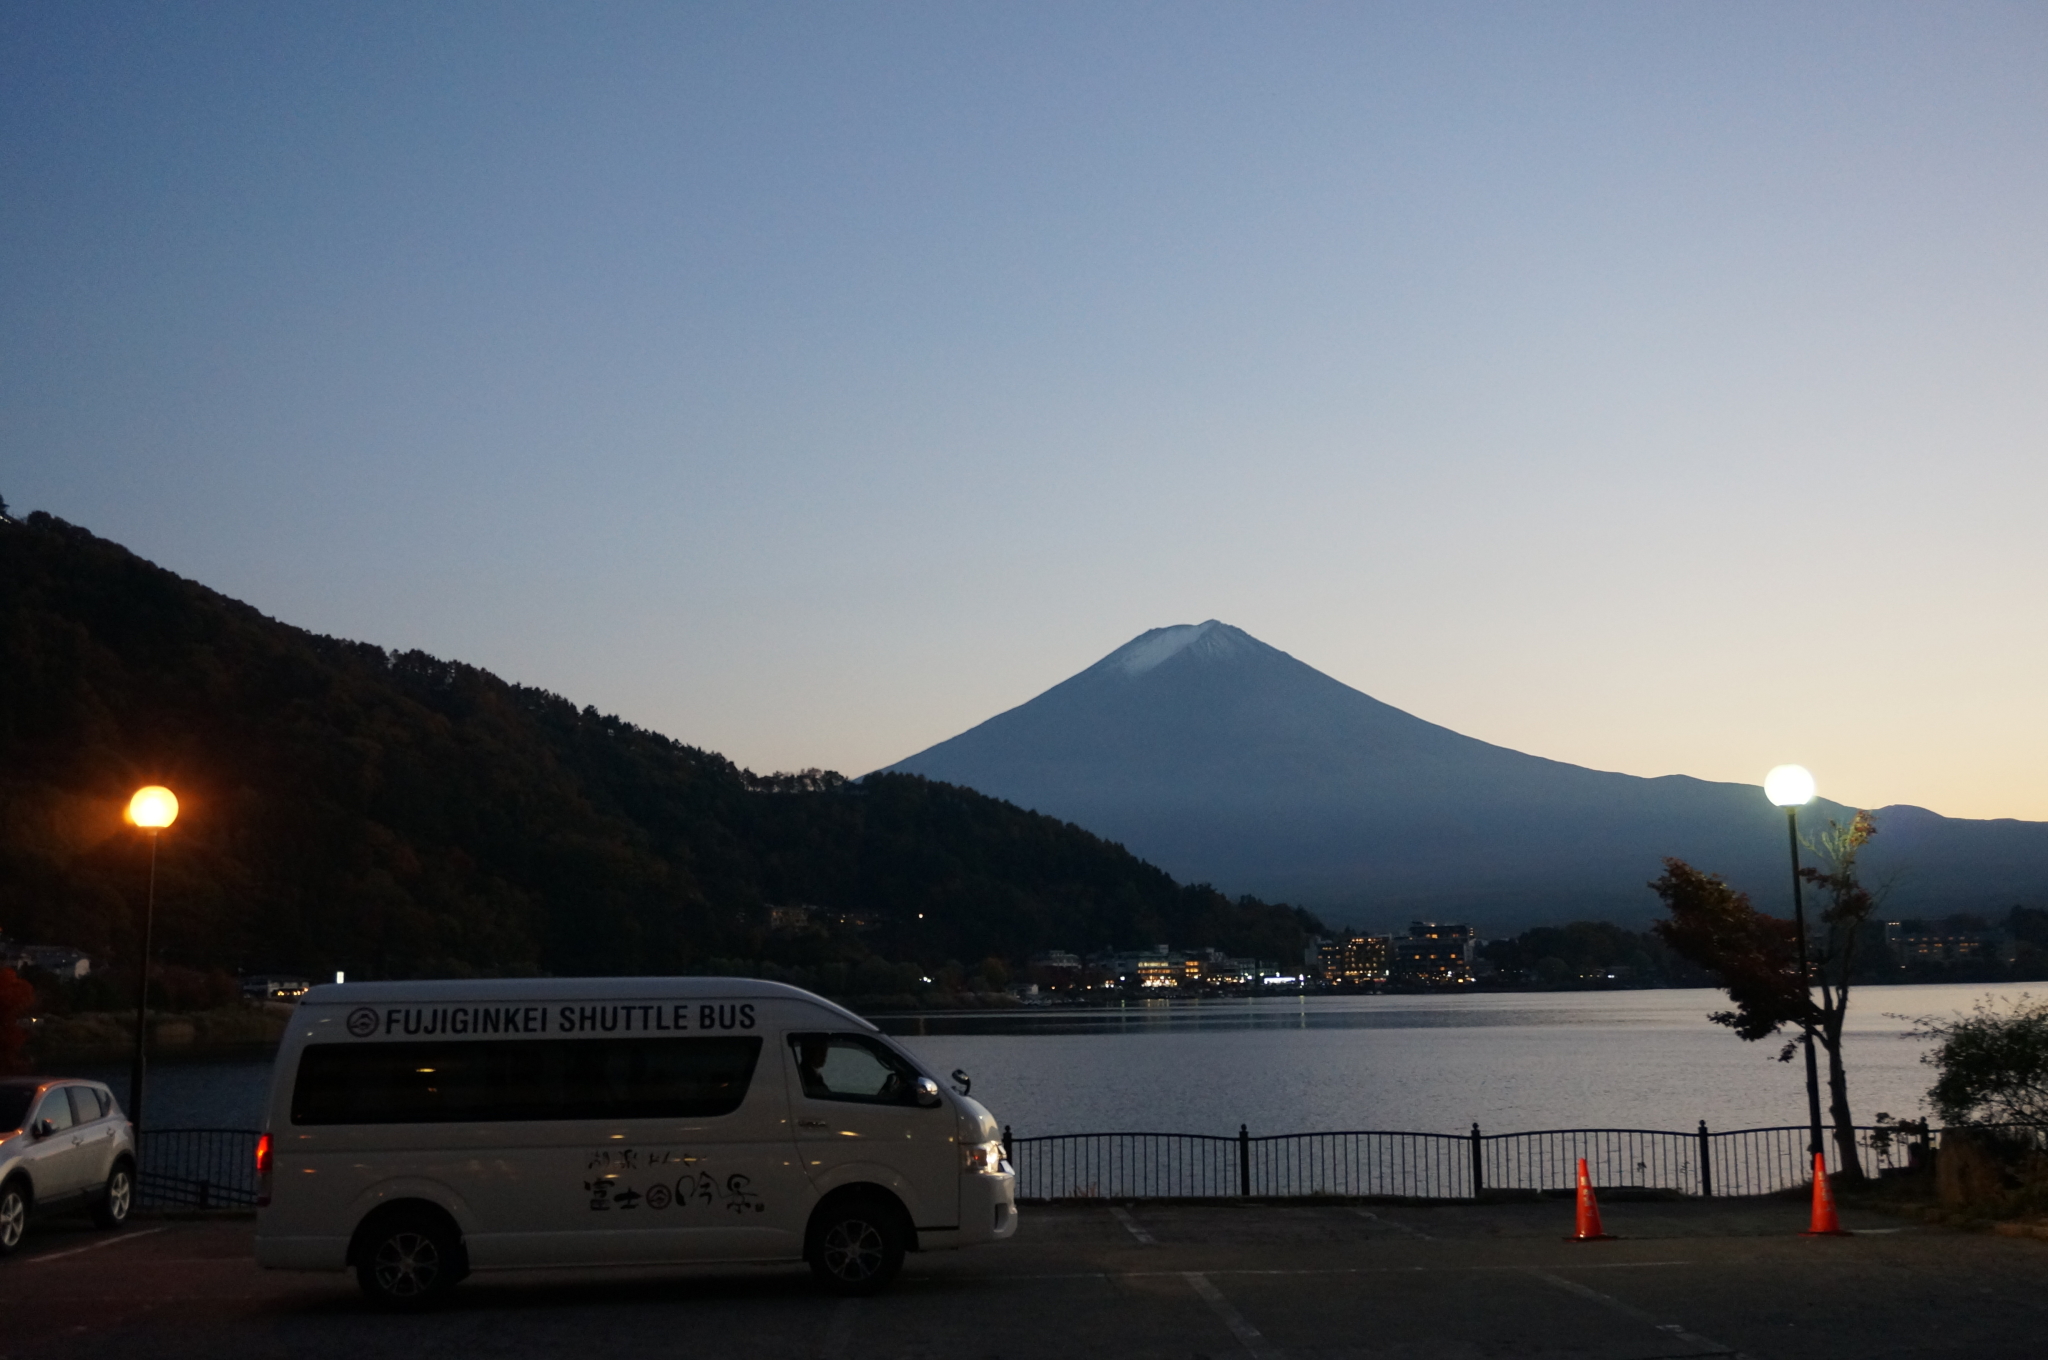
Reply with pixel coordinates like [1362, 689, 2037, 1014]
[346, 1007, 380, 1038]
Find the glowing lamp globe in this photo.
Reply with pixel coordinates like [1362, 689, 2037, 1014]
[1763, 765, 1816, 809]
[127, 786, 179, 829]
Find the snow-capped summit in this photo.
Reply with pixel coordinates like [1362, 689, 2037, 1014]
[1094, 620, 1266, 677]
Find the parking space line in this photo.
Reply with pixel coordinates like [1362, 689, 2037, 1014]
[1525, 1268, 1751, 1359]
[1350, 1208, 1435, 1241]
[1108, 1205, 1156, 1244]
[24, 1227, 168, 1263]
[1184, 1272, 1283, 1359]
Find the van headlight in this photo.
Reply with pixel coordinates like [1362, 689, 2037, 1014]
[961, 1139, 1006, 1174]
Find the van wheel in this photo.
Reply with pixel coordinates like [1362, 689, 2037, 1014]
[356, 1213, 460, 1308]
[809, 1198, 906, 1295]
[92, 1161, 134, 1228]
[0, 1180, 26, 1255]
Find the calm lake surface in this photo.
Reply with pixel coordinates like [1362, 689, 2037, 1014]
[70, 982, 2037, 1137]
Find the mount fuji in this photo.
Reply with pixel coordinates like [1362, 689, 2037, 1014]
[884, 621, 2048, 933]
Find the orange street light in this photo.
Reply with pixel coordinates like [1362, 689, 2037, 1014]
[127, 785, 179, 829]
[127, 785, 179, 1134]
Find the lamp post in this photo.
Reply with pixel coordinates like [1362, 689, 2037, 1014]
[1764, 764, 1825, 1161]
[126, 785, 179, 1135]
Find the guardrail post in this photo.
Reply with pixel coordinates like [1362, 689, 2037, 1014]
[1697, 1121, 1713, 1198]
[198, 1179, 211, 1211]
[1469, 1123, 1483, 1198]
[1238, 1124, 1251, 1197]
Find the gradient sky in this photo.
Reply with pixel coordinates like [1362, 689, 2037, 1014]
[5, 3, 2045, 820]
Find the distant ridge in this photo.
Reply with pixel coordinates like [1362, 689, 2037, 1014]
[0, 518, 1318, 979]
[886, 621, 2048, 932]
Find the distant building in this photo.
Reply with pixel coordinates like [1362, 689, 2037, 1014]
[241, 975, 312, 1001]
[1184, 948, 1260, 986]
[1884, 921, 2015, 967]
[1393, 922, 1475, 985]
[1318, 935, 1391, 985]
[1090, 945, 1266, 989]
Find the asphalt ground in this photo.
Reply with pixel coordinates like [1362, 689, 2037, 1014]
[3, 1196, 2043, 1359]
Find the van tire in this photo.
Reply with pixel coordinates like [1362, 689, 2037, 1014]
[0, 1179, 27, 1255]
[355, 1210, 462, 1308]
[808, 1196, 907, 1295]
[91, 1160, 134, 1228]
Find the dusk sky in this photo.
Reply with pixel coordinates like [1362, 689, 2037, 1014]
[5, 3, 2045, 821]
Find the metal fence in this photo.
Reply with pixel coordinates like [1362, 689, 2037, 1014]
[136, 1128, 261, 1210]
[1009, 1122, 1934, 1202]
[130, 1120, 1940, 1210]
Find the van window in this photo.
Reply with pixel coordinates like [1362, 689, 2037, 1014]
[789, 1033, 922, 1105]
[290, 1036, 762, 1126]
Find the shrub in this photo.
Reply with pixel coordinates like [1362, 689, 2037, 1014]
[1916, 994, 2048, 1128]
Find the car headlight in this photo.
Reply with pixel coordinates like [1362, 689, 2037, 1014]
[961, 1139, 1006, 1174]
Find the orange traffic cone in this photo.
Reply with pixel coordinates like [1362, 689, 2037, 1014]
[1803, 1152, 1850, 1236]
[1567, 1157, 1615, 1241]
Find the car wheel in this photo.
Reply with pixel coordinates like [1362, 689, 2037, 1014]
[809, 1197, 906, 1295]
[0, 1181, 27, 1255]
[355, 1213, 460, 1308]
[92, 1162, 134, 1228]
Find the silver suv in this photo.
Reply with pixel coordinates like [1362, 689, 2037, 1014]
[0, 1078, 137, 1253]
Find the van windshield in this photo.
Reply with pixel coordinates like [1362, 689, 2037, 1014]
[291, 1036, 763, 1125]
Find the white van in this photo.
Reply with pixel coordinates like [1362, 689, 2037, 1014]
[254, 978, 1017, 1304]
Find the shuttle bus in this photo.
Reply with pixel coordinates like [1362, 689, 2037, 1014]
[254, 978, 1017, 1304]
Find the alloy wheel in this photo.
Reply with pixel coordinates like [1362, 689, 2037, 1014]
[0, 1188, 25, 1251]
[821, 1217, 886, 1282]
[371, 1229, 442, 1298]
[107, 1169, 132, 1221]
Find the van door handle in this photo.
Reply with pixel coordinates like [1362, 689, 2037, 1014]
[797, 1119, 828, 1129]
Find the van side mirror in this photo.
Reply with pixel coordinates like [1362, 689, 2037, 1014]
[913, 1076, 942, 1108]
[31, 1118, 53, 1140]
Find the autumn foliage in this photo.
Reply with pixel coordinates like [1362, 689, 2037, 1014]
[1650, 860, 1806, 1044]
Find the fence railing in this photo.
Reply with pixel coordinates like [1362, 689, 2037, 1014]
[131, 1120, 1944, 1210]
[1008, 1122, 1935, 1202]
[136, 1128, 261, 1210]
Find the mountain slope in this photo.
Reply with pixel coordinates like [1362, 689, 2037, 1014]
[887, 621, 2048, 930]
[0, 517, 1317, 980]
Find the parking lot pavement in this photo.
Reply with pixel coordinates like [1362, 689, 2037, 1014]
[5, 1198, 2046, 1360]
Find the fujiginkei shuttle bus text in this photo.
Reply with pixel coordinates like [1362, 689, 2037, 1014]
[254, 978, 1017, 1304]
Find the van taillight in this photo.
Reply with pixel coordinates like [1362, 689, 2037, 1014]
[255, 1132, 273, 1207]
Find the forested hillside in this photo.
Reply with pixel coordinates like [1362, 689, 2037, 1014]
[0, 512, 1318, 990]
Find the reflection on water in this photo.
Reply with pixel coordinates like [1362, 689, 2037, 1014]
[869, 992, 1716, 1037]
[885, 983, 2036, 1138]
[42, 982, 2035, 1139]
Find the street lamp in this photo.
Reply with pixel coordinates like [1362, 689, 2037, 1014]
[1764, 764, 1825, 1161]
[126, 785, 179, 1135]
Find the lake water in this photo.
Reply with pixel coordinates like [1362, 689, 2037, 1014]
[64, 982, 2037, 1137]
